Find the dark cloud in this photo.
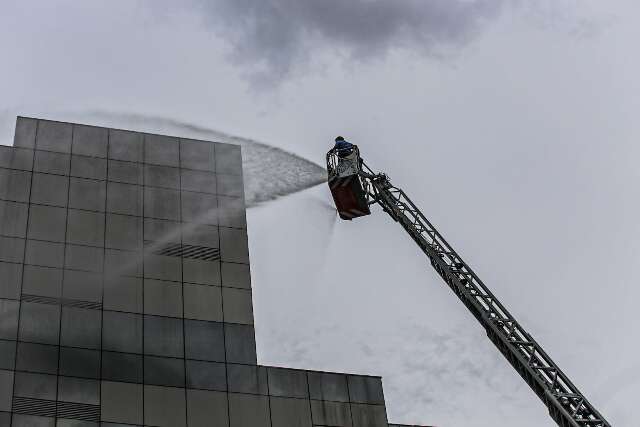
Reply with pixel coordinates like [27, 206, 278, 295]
[193, 0, 505, 85]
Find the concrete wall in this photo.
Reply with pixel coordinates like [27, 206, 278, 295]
[0, 117, 391, 426]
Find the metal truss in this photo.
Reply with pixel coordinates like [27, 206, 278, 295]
[358, 161, 610, 427]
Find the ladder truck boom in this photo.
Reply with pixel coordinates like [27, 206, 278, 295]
[326, 148, 610, 427]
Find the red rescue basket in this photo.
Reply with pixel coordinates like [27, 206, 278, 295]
[326, 146, 371, 220]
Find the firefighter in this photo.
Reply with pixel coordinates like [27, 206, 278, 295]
[333, 136, 354, 157]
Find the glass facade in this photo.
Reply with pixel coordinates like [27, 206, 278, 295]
[0, 117, 399, 427]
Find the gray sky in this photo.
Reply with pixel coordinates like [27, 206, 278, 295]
[1, 1, 637, 425]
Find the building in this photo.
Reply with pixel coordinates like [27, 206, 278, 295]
[0, 117, 430, 426]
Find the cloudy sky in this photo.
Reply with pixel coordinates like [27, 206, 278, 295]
[1, 1, 637, 425]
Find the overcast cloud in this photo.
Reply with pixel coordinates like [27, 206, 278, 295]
[192, 0, 505, 85]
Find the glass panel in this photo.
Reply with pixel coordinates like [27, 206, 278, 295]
[15, 342, 58, 374]
[219, 228, 249, 264]
[0, 262, 23, 299]
[181, 192, 217, 225]
[70, 155, 107, 180]
[222, 287, 253, 325]
[25, 240, 64, 268]
[19, 302, 61, 345]
[72, 124, 108, 158]
[216, 174, 244, 198]
[187, 390, 228, 427]
[269, 396, 312, 427]
[58, 376, 99, 404]
[27, 205, 67, 242]
[14, 371, 56, 399]
[14, 117, 37, 148]
[143, 279, 183, 318]
[22, 265, 63, 298]
[144, 315, 184, 358]
[308, 372, 349, 402]
[107, 159, 143, 185]
[106, 182, 142, 216]
[64, 244, 103, 273]
[267, 368, 309, 398]
[144, 187, 180, 221]
[105, 214, 143, 251]
[180, 170, 216, 194]
[62, 270, 102, 303]
[101, 381, 143, 425]
[227, 364, 268, 395]
[0, 370, 12, 412]
[36, 120, 72, 153]
[0, 169, 31, 203]
[68, 178, 106, 212]
[184, 320, 224, 362]
[0, 146, 33, 170]
[30, 173, 68, 207]
[221, 262, 251, 289]
[182, 259, 220, 286]
[144, 135, 180, 167]
[144, 356, 185, 387]
[181, 224, 218, 248]
[214, 144, 242, 176]
[0, 236, 25, 263]
[144, 164, 179, 189]
[224, 324, 256, 365]
[228, 393, 270, 427]
[102, 311, 142, 353]
[103, 276, 143, 313]
[217, 196, 246, 229]
[108, 129, 143, 162]
[143, 254, 182, 282]
[179, 139, 214, 171]
[0, 299, 19, 340]
[101, 351, 142, 383]
[60, 307, 102, 349]
[34, 150, 69, 175]
[65, 210, 105, 247]
[0, 200, 28, 238]
[185, 360, 226, 391]
[59, 347, 100, 379]
[183, 284, 222, 322]
[347, 376, 385, 404]
[0, 340, 16, 370]
[143, 385, 186, 427]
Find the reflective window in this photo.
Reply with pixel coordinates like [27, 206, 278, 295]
[15, 342, 58, 374]
[0, 261, 22, 299]
[101, 351, 142, 383]
[102, 311, 142, 353]
[106, 182, 142, 216]
[224, 324, 256, 365]
[186, 360, 226, 391]
[30, 173, 68, 207]
[64, 244, 103, 273]
[105, 214, 143, 251]
[144, 164, 179, 189]
[144, 135, 180, 167]
[25, 240, 64, 268]
[222, 287, 253, 325]
[34, 150, 69, 175]
[143, 385, 186, 427]
[0, 200, 28, 238]
[143, 279, 183, 318]
[21, 265, 62, 299]
[59, 347, 100, 379]
[0, 299, 19, 340]
[72, 124, 108, 158]
[0, 169, 31, 203]
[37, 120, 72, 153]
[65, 210, 105, 247]
[70, 155, 107, 180]
[184, 320, 224, 362]
[108, 159, 143, 184]
[109, 129, 143, 162]
[144, 355, 185, 387]
[68, 177, 106, 212]
[228, 393, 270, 427]
[14, 371, 56, 399]
[103, 276, 143, 313]
[183, 283, 222, 322]
[187, 390, 228, 427]
[27, 205, 67, 242]
[144, 187, 180, 221]
[60, 307, 102, 349]
[58, 376, 99, 404]
[180, 140, 214, 171]
[101, 381, 143, 425]
[144, 315, 184, 358]
[19, 302, 61, 345]
[62, 269, 102, 303]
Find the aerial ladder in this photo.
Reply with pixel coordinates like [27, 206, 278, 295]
[326, 147, 611, 427]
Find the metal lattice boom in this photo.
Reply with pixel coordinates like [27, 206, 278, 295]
[357, 161, 610, 427]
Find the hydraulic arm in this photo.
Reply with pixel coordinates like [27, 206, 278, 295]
[351, 157, 610, 427]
